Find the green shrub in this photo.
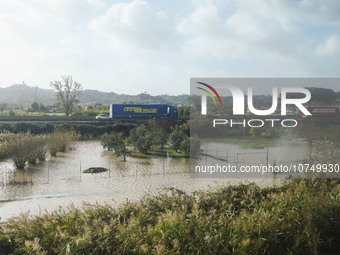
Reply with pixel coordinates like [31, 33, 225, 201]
[47, 130, 80, 156]
[0, 132, 11, 159]
[1, 131, 79, 167]
[5, 132, 31, 169]
[83, 167, 108, 173]
[0, 179, 339, 254]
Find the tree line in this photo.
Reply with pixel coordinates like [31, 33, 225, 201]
[101, 121, 192, 161]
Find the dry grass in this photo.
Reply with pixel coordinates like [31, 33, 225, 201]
[0, 178, 339, 254]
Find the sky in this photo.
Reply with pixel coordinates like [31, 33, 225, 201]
[0, 0, 339, 95]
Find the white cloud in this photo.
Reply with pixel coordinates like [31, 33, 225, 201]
[89, 0, 178, 52]
[0, 0, 340, 95]
[315, 35, 340, 56]
[175, 0, 340, 78]
[87, 0, 106, 8]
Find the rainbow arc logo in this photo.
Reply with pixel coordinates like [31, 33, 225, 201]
[196, 82, 222, 106]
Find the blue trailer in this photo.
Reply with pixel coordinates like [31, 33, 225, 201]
[109, 104, 178, 119]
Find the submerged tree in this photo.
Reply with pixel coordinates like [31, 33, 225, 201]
[153, 129, 168, 149]
[169, 129, 185, 152]
[127, 125, 153, 154]
[102, 133, 129, 161]
[50, 75, 83, 116]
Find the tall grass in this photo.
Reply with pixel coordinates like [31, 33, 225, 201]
[4, 132, 33, 168]
[2, 130, 80, 168]
[0, 132, 11, 159]
[0, 179, 339, 254]
[47, 130, 80, 156]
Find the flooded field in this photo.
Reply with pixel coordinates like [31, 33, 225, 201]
[0, 140, 308, 222]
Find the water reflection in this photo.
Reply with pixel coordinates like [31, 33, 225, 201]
[0, 140, 305, 222]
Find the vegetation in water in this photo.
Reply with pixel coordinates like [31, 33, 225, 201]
[101, 121, 192, 159]
[101, 132, 129, 161]
[47, 130, 80, 157]
[0, 130, 80, 169]
[0, 178, 339, 254]
[83, 167, 108, 174]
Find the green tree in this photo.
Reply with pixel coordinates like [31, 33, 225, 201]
[179, 121, 190, 136]
[135, 125, 153, 153]
[180, 136, 190, 156]
[283, 87, 337, 106]
[177, 106, 190, 116]
[50, 75, 83, 116]
[39, 104, 46, 113]
[8, 109, 15, 116]
[31, 102, 39, 112]
[102, 133, 129, 161]
[306, 87, 337, 106]
[153, 129, 168, 149]
[127, 127, 138, 149]
[169, 130, 185, 152]
[183, 106, 190, 116]
[127, 125, 153, 153]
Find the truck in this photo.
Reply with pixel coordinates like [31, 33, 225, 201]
[109, 104, 178, 119]
[301, 106, 340, 117]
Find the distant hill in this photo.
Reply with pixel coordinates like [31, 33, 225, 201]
[0, 84, 189, 106]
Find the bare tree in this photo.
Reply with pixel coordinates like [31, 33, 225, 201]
[50, 75, 83, 116]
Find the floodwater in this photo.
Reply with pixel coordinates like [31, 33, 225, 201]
[0, 140, 308, 222]
[202, 139, 308, 165]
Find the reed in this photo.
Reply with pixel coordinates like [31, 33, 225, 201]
[0, 178, 339, 254]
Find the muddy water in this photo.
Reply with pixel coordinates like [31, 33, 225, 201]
[203, 139, 308, 165]
[0, 140, 306, 222]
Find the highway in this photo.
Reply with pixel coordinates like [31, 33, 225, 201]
[0, 116, 190, 123]
[0, 115, 338, 123]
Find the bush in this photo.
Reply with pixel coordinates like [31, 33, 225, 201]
[0, 132, 11, 159]
[83, 167, 108, 173]
[47, 130, 80, 156]
[5, 132, 32, 168]
[26, 135, 48, 164]
[0, 179, 339, 254]
[2, 131, 79, 167]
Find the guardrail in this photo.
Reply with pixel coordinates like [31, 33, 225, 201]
[0, 116, 189, 122]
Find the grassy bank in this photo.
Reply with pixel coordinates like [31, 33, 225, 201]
[0, 178, 339, 254]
